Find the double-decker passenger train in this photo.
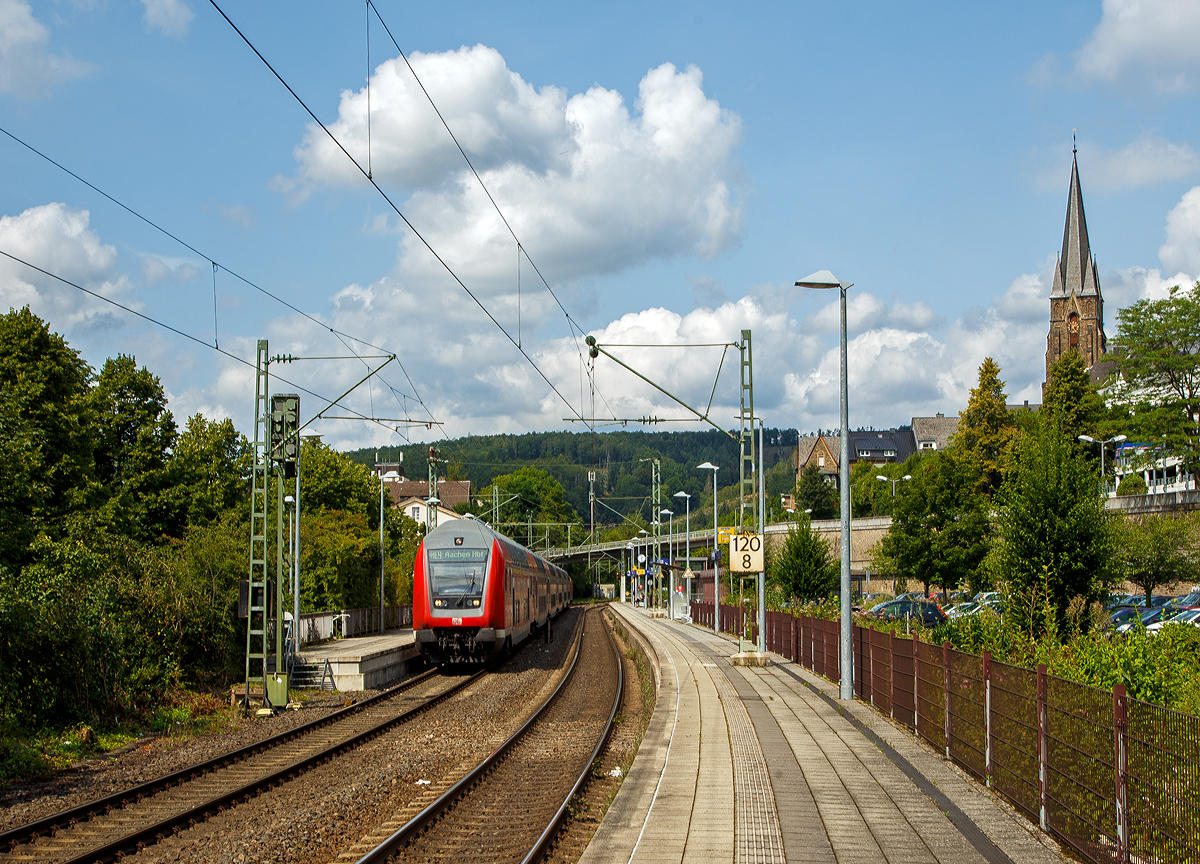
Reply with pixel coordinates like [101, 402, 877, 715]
[413, 517, 571, 663]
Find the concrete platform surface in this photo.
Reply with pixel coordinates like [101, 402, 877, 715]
[296, 628, 418, 690]
[581, 605, 1070, 864]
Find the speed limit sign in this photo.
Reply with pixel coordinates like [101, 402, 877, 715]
[730, 533, 763, 573]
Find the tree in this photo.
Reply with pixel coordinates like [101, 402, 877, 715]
[1116, 514, 1197, 608]
[169, 414, 249, 525]
[1117, 474, 1148, 497]
[795, 463, 837, 519]
[0, 307, 95, 542]
[874, 450, 990, 595]
[770, 517, 837, 601]
[1043, 351, 1105, 443]
[299, 439, 378, 521]
[953, 358, 1016, 492]
[89, 355, 179, 541]
[986, 419, 1117, 636]
[478, 466, 581, 546]
[1111, 281, 1200, 478]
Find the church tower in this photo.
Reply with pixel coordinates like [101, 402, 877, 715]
[1046, 146, 1106, 384]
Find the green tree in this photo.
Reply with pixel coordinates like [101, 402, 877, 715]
[478, 466, 582, 546]
[874, 450, 990, 595]
[299, 438, 378, 521]
[169, 414, 249, 525]
[1116, 514, 1198, 608]
[0, 307, 95, 547]
[1117, 474, 1148, 496]
[89, 355, 179, 540]
[795, 463, 837, 519]
[770, 517, 837, 601]
[1111, 281, 1200, 481]
[986, 419, 1117, 636]
[1043, 351, 1106, 443]
[953, 357, 1016, 492]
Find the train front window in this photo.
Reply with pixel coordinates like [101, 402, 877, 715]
[427, 548, 489, 609]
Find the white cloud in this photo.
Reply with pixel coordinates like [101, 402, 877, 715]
[804, 291, 941, 335]
[1073, 135, 1200, 191]
[1159, 185, 1200, 275]
[0, 202, 132, 330]
[139, 253, 202, 284]
[290, 46, 744, 289]
[1073, 0, 1200, 92]
[0, 0, 91, 97]
[141, 0, 193, 39]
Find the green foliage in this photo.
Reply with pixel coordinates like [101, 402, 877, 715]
[474, 466, 582, 546]
[987, 419, 1117, 636]
[1111, 281, 1200, 476]
[299, 510, 381, 612]
[298, 439, 378, 521]
[795, 463, 837, 519]
[1116, 514, 1198, 606]
[770, 518, 837, 601]
[169, 415, 249, 526]
[1117, 473, 1148, 496]
[875, 449, 991, 594]
[953, 357, 1016, 492]
[1042, 351, 1106, 443]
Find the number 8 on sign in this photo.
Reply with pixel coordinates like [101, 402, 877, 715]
[730, 533, 763, 573]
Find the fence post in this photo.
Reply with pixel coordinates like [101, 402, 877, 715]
[1113, 683, 1129, 864]
[889, 630, 897, 722]
[983, 650, 993, 789]
[943, 641, 952, 759]
[1037, 664, 1048, 831]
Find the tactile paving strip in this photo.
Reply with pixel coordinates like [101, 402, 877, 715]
[708, 661, 786, 864]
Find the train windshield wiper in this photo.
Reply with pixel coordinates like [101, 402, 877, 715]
[455, 573, 478, 608]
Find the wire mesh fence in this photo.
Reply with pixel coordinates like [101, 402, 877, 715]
[687, 601, 1199, 863]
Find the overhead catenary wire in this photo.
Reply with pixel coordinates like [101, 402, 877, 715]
[0, 247, 406, 437]
[0, 123, 439, 435]
[207, 0, 590, 428]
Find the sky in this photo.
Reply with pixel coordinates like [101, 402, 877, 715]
[3, 0, 1200, 450]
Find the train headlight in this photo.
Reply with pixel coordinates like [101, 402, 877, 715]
[472, 599, 480, 606]
[434, 599, 443, 607]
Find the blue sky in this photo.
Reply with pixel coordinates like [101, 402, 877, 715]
[3, 0, 1200, 447]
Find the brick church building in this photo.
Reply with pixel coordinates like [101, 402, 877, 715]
[1045, 146, 1117, 388]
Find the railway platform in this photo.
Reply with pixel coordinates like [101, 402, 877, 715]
[296, 628, 419, 690]
[584, 605, 1070, 864]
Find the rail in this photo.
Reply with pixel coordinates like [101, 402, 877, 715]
[691, 601, 1200, 864]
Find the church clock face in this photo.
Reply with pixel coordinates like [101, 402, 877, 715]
[1069, 318, 1079, 334]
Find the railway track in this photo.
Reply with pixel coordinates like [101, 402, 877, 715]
[0, 665, 483, 864]
[353, 605, 622, 864]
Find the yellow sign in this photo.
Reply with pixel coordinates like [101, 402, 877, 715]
[730, 533, 764, 573]
[718, 528, 735, 544]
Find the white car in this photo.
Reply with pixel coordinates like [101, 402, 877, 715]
[1146, 608, 1200, 634]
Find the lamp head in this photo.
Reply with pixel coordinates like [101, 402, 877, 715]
[875, 475, 888, 482]
[696, 461, 718, 471]
[673, 490, 691, 499]
[1078, 434, 1097, 443]
[903, 474, 912, 481]
[795, 269, 853, 291]
[1113, 435, 1128, 443]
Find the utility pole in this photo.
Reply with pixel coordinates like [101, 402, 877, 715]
[588, 470, 596, 598]
[245, 341, 270, 711]
[427, 446, 445, 533]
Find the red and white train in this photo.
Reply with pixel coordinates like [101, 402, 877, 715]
[413, 517, 572, 663]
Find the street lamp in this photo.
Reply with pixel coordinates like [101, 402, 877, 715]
[697, 462, 720, 635]
[1078, 434, 1127, 497]
[796, 268, 854, 701]
[624, 541, 634, 603]
[637, 529, 649, 607]
[284, 494, 295, 654]
[379, 470, 401, 634]
[674, 491, 692, 610]
[661, 508, 674, 617]
[876, 474, 912, 497]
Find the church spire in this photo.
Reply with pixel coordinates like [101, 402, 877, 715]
[1045, 144, 1106, 386]
[1050, 148, 1101, 298]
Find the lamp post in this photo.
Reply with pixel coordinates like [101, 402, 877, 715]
[624, 541, 634, 603]
[876, 474, 912, 497]
[379, 470, 401, 633]
[661, 508, 674, 617]
[637, 528, 649, 606]
[674, 491, 691, 610]
[697, 462, 720, 634]
[796, 269, 854, 700]
[1078, 434, 1127, 497]
[284, 494, 295, 655]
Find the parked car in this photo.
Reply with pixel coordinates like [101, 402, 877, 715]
[1106, 607, 1143, 630]
[947, 601, 979, 620]
[1106, 593, 1136, 610]
[1165, 590, 1200, 610]
[869, 599, 948, 627]
[1146, 608, 1200, 634]
[1116, 607, 1173, 635]
[974, 591, 1002, 605]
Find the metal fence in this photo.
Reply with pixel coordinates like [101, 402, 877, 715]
[689, 602, 1200, 864]
[295, 604, 413, 646]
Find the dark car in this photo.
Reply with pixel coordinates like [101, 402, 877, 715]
[1106, 607, 1142, 630]
[870, 599, 947, 627]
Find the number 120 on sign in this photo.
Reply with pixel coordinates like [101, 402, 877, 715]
[730, 534, 763, 573]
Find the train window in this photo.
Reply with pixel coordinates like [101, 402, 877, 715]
[427, 548, 489, 609]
